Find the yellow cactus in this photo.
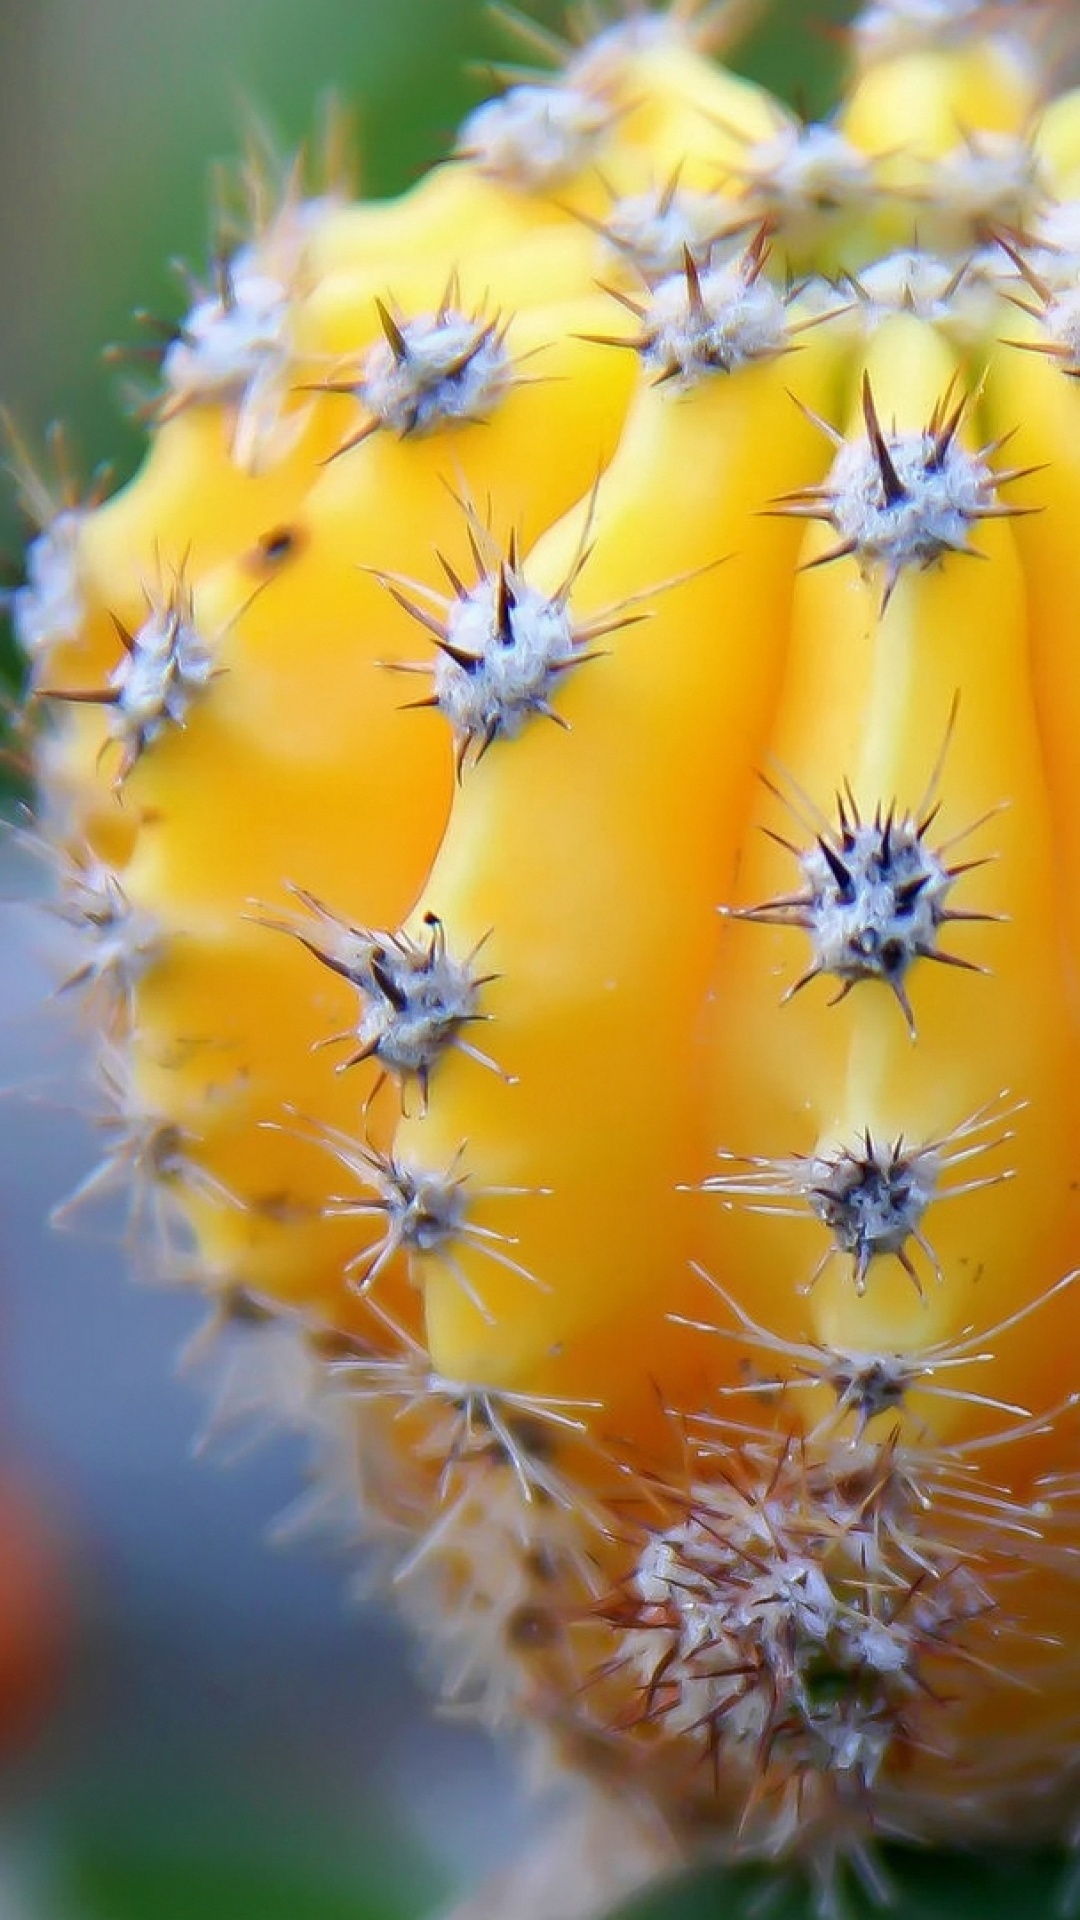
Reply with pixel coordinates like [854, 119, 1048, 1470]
[18, 0, 1080, 1909]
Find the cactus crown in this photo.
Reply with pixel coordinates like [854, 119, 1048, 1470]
[18, 0, 1080, 1912]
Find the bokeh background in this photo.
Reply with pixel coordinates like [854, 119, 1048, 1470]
[0, 7, 871, 1919]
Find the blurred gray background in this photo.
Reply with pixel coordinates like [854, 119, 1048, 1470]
[0, 5, 846, 1917]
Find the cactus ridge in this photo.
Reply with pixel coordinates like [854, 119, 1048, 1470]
[20, 0, 1080, 1907]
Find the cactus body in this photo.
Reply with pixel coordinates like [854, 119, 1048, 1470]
[21, 0, 1080, 1907]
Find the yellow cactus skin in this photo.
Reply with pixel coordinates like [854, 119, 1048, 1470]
[21, 0, 1080, 1909]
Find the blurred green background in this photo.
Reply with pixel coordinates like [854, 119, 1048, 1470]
[5, 5, 1070, 1920]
